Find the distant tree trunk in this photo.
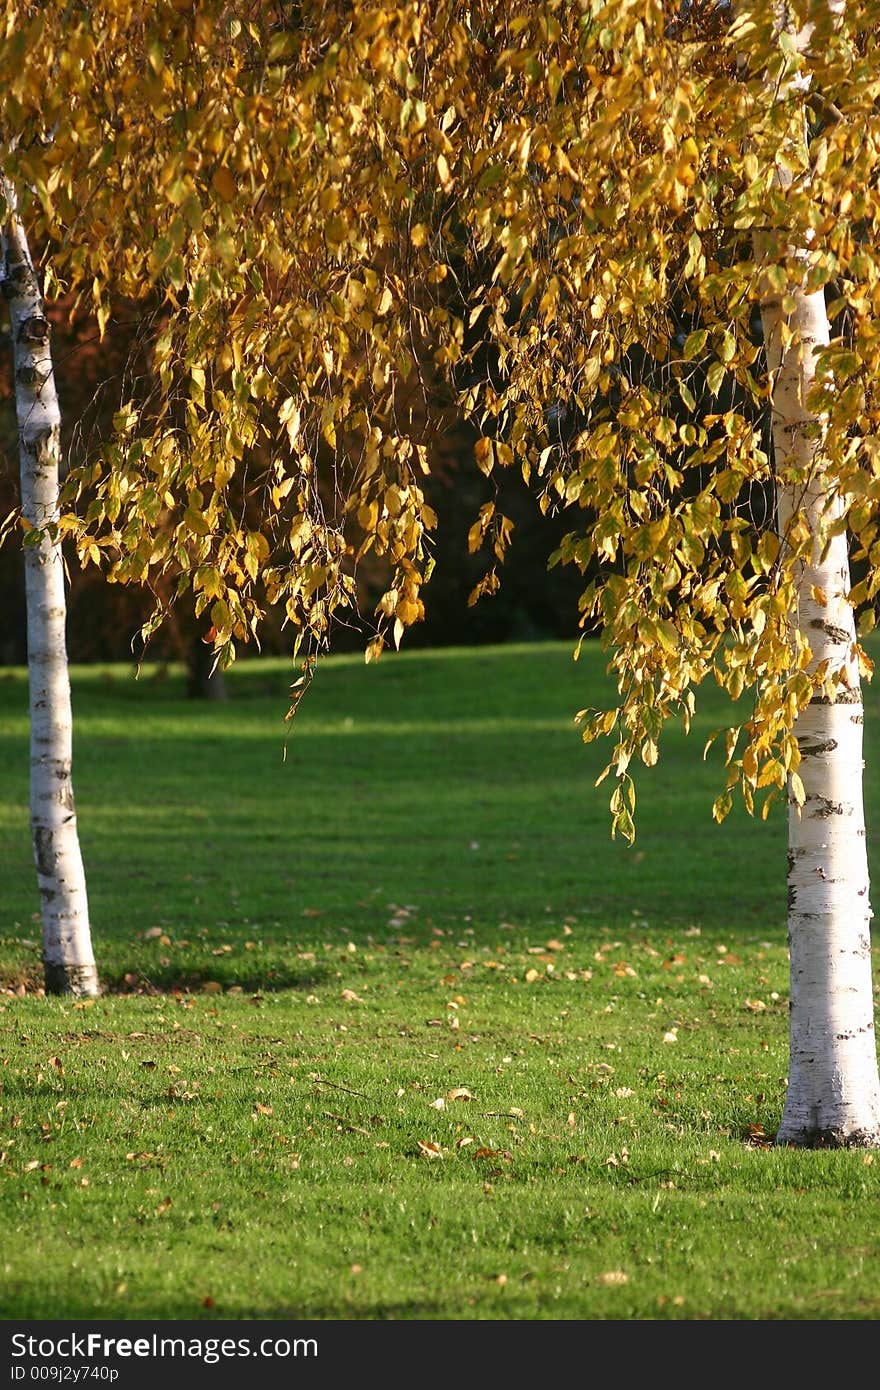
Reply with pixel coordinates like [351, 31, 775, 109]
[1, 186, 99, 997]
[758, 27, 880, 1144]
[187, 634, 228, 701]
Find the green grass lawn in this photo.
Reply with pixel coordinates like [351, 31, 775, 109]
[1, 640, 879, 1320]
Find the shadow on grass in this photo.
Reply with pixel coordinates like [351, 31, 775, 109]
[1, 960, 334, 998]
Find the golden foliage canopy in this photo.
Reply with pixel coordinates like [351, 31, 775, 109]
[2, 0, 880, 829]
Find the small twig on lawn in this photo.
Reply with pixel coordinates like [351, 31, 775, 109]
[311, 1076, 370, 1099]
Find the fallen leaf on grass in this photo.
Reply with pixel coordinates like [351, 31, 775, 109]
[473, 1147, 512, 1161]
[597, 1270, 629, 1286]
[447, 1087, 474, 1101]
[341, 989, 363, 1003]
[417, 1141, 443, 1159]
[254, 1103, 274, 1116]
[745, 1123, 772, 1149]
[69, 1157, 83, 1169]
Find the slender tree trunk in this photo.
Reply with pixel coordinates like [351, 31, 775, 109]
[764, 290, 880, 1144]
[1, 188, 100, 997]
[759, 219, 880, 1144]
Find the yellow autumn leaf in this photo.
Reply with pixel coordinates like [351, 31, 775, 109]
[211, 166, 236, 201]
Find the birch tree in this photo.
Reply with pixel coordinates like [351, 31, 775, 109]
[748, 0, 880, 1146]
[1, 185, 99, 996]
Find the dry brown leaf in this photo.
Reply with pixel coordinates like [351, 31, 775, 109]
[417, 1140, 442, 1159]
[341, 989, 363, 1003]
[447, 1087, 474, 1101]
[597, 1270, 629, 1286]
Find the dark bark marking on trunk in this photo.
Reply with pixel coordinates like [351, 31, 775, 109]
[810, 690, 861, 705]
[776, 1126, 880, 1150]
[16, 363, 49, 388]
[42, 961, 99, 998]
[809, 619, 850, 643]
[32, 825, 56, 877]
[18, 313, 50, 344]
[1, 259, 36, 298]
[799, 738, 838, 756]
[30, 427, 59, 460]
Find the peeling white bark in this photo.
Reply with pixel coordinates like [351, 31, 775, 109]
[2, 185, 99, 997]
[760, 238, 880, 1147]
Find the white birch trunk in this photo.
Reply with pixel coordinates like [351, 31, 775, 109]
[759, 180, 880, 1143]
[1, 188, 100, 997]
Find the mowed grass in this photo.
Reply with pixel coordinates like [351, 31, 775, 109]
[1, 640, 879, 1321]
